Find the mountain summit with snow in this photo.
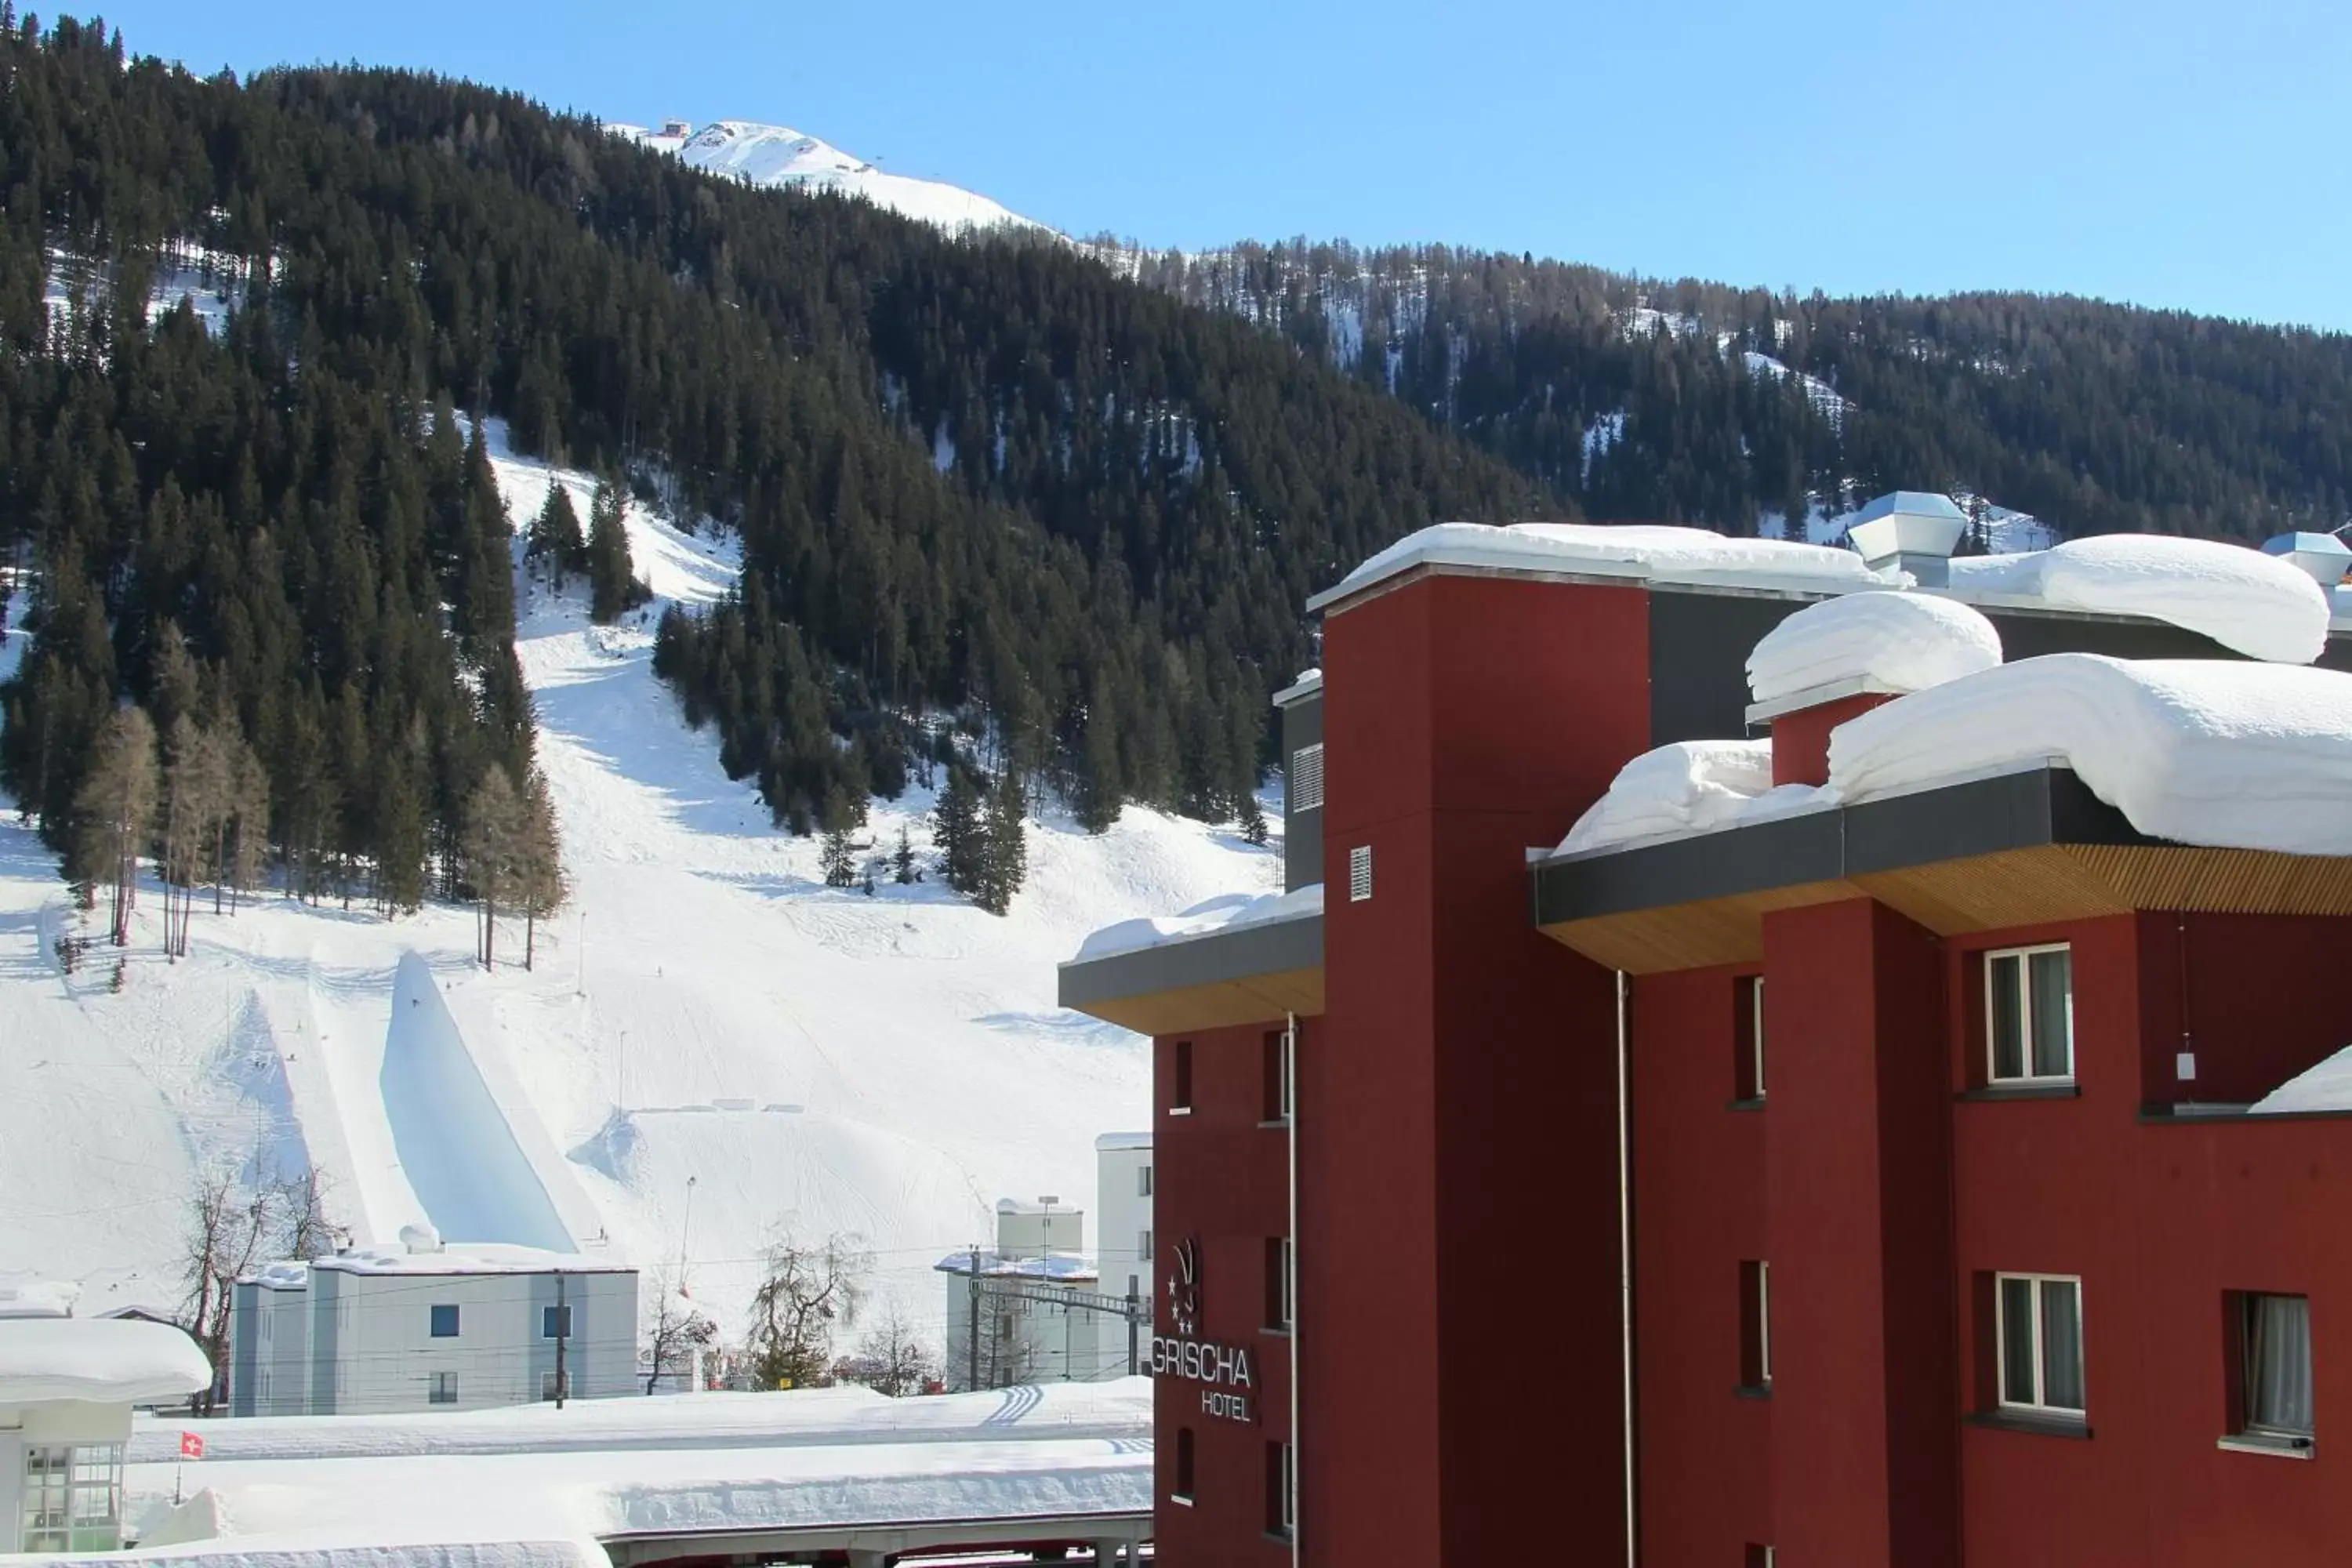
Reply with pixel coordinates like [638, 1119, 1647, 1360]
[612, 119, 1047, 236]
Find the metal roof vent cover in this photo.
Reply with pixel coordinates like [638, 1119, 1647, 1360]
[1845, 491, 1969, 586]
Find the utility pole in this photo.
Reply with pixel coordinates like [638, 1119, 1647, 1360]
[554, 1269, 568, 1410]
[677, 1176, 698, 1281]
[616, 1026, 628, 1110]
[1127, 1284, 1141, 1377]
[967, 1247, 982, 1393]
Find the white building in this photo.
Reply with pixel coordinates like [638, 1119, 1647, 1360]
[229, 1229, 638, 1416]
[1, 1309, 211, 1552]
[938, 1199, 1131, 1391]
[1094, 1132, 1154, 1308]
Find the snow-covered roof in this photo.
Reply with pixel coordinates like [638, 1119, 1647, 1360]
[241, 1261, 310, 1290]
[0, 1316, 212, 1405]
[1942, 535, 2333, 663]
[1309, 521, 1900, 609]
[994, 1196, 1081, 1216]
[0, 1278, 83, 1319]
[310, 1244, 633, 1279]
[2250, 1045, 2352, 1116]
[1071, 882, 1322, 963]
[1094, 1131, 1152, 1153]
[2262, 531, 2352, 586]
[1747, 590, 2001, 709]
[1562, 655, 2352, 861]
[933, 1250, 1098, 1282]
[1272, 667, 1323, 706]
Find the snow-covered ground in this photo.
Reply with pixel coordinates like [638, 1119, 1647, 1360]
[612, 121, 1047, 236]
[0, 423, 1279, 1349]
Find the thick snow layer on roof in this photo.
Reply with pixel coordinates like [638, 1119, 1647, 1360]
[1747, 591, 2002, 706]
[2251, 1046, 2352, 1116]
[1557, 741, 1817, 856]
[1072, 882, 1322, 962]
[0, 1276, 82, 1319]
[1829, 655, 2352, 854]
[1944, 535, 2331, 663]
[1319, 521, 1899, 605]
[0, 1316, 212, 1405]
[312, 1243, 631, 1278]
[242, 1261, 310, 1290]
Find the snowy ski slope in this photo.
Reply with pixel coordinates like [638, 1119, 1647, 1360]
[0, 426, 1277, 1345]
[612, 120, 1047, 236]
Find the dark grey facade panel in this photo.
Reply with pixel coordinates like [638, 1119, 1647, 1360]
[1533, 767, 2154, 926]
[1281, 694, 1325, 892]
[1646, 590, 1816, 745]
[1058, 913, 1324, 1011]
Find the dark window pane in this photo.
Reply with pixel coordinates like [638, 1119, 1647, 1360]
[430, 1304, 459, 1338]
[2040, 1279, 2084, 1411]
[2249, 1294, 2315, 1434]
[2000, 1276, 2038, 1403]
[2028, 949, 2073, 1078]
[1990, 956, 2025, 1080]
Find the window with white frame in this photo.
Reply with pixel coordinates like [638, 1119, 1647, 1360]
[2241, 1293, 2314, 1439]
[1288, 744, 1325, 815]
[540, 1304, 572, 1340]
[1986, 944, 2074, 1083]
[18, 1443, 124, 1553]
[1265, 1439, 1296, 1537]
[1996, 1273, 2085, 1416]
[1759, 1261, 1771, 1385]
[540, 1370, 568, 1401]
[429, 1370, 458, 1405]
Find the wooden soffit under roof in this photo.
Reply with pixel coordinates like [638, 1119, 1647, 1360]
[1058, 912, 1324, 1035]
[1533, 767, 2352, 975]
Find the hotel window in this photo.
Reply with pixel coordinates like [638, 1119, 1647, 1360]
[1986, 944, 2074, 1083]
[1138, 1163, 1154, 1198]
[18, 1443, 123, 1553]
[1266, 1439, 1297, 1537]
[1739, 1261, 1771, 1391]
[1265, 1236, 1294, 1330]
[430, 1303, 460, 1338]
[1174, 1426, 1196, 1501]
[1996, 1273, 2085, 1417]
[429, 1370, 458, 1405]
[1733, 975, 1766, 1102]
[1171, 1040, 1193, 1113]
[1262, 1029, 1292, 1122]
[1289, 743, 1324, 814]
[2238, 1293, 2315, 1443]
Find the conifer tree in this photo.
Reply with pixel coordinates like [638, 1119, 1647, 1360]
[932, 764, 983, 895]
[974, 771, 1027, 916]
[528, 486, 586, 591]
[893, 826, 916, 884]
[586, 479, 641, 624]
[463, 766, 527, 970]
[1239, 786, 1269, 848]
[516, 768, 566, 970]
[74, 707, 159, 948]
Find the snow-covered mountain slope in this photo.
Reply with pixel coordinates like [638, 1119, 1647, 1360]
[613, 120, 1047, 236]
[0, 424, 1275, 1347]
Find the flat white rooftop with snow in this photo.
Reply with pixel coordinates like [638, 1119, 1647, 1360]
[0, 1316, 212, 1406]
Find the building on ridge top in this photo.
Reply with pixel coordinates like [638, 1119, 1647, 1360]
[1054, 499, 2352, 1567]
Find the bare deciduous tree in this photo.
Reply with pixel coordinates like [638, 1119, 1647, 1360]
[462, 765, 525, 969]
[641, 1271, 720, 1394]
[744, 1229, 869, 1392]
[840, 1298, 940, 1397]
[178, 1164, 348, 1414]
[74, 706, 159, 948]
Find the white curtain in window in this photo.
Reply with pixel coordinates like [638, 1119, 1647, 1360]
[2040, 1279, 2085, 1410]
[2251, 1294, 2314, 1433]
[2027, 949, 2073, 1077]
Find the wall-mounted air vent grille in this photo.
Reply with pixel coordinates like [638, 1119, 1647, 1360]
[1348, 844, 1373, 902]
[1289, 744, 1325, 815]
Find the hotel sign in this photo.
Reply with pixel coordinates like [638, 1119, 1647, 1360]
[1149, 1237, 1258, 1422]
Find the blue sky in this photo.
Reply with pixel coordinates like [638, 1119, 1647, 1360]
[80, 0, 2352, 330]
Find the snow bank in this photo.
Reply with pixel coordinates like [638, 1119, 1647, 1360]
[2250, 1045, 2352, 1116]
[1829, 655, 2352, 855]
[1557, 741, 1816, 855]
[1747, 590, 2001, 706]
[1322, 521, 1899, 604]
[1073, 882, 1322, 961]
[0, 1316, 211, 1405]
[1945, 535, 2331, 663]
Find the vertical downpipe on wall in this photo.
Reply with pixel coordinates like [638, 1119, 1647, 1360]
[1286, 1010, 1302, 1568]
[1616, 969, 1638, 1568]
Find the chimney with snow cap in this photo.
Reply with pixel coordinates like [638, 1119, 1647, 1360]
[2260, 531, 2352, 588]
[1846, 491, 1968, 586]
[1746, 590, 2003, 786]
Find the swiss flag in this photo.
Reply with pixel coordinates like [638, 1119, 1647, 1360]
[179, 1432, 205, 1461]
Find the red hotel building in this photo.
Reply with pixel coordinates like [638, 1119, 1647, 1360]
[1057, 506, 2352, 1566]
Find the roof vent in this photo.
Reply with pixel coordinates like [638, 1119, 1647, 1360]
[1845, 492, 1968, 586]
[2260, 532, 2351, 588]
[398, 1222, 444, 1256]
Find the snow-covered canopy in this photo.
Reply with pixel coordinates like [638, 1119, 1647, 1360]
[0, 1316, 211, 1406]
[1073, 883, 1320, 962]
[1944, 535, 2332, 664]
[1559, 655, 2352, 860]
[1828, 655, 2352, 855]
[1318, 521, 1900, 605]
[1747, 590, 2002, 706]
[2250, 1045, 2352, 1116]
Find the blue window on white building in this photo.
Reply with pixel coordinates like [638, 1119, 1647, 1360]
[430, 1304, 459, 1338]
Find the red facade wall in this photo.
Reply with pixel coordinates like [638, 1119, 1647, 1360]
[1151, 1019, 1296, 1567]
[1317, 573, 1651, 1566]
[1767, 690, 1893, 786]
